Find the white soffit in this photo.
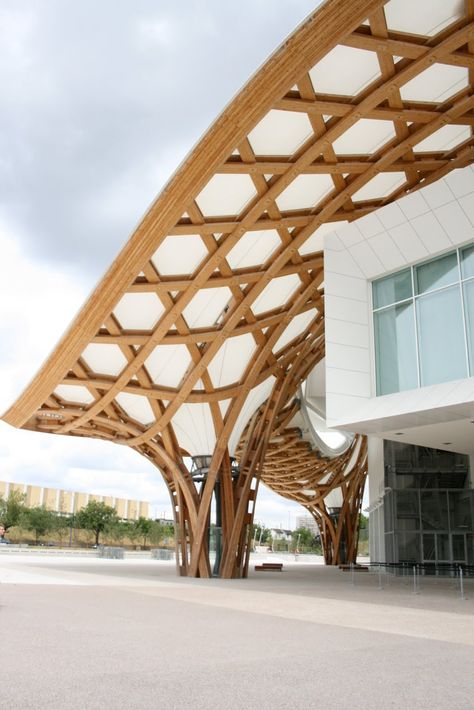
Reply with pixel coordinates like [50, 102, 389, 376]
[299, 221, 344, 256]
[228, 375, 276, 455]
[54, 384, 94, 405]
[207, 333, 257, 388]
[273, 308, 318, 354]
[115, 392, 155, 426]
[332, 119, 396, 156]
[248, 109, 313, 156]
[226, 229, 281, 269]
[113, 292, 165, 331]
[384, 0, 463, 37]
[171, 403, 216, 455]
[182, 287, 232, 328]
[81, 344, 128, 377]
[415, 125, 471, 153]
[252, 273, 301, 315]
[145, 344, 191, 388]
[400, 64, 468, 103]
[151, 235, 208, 276]
[352, 171, 406, 201]
[276, 174, 334, 212]
[309, 45, 381, 96]
[195, 174, 257, 217]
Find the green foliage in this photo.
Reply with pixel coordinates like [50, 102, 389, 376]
[291, 526, 322, 553]
[149, 520, 174, 546]
[76, 500, 119, 546]
[134, 517, 153, 547]
[52, 515, 70, 543]
[0, 490, 26, 531]
[359, 513, 368, 529]
[21, 507, 56, 544]
[252, 524, 270, 544]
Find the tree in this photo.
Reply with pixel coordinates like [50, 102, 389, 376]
[52, 515, 70, 545]
[134, 517, 153, 547]
[76, 501, 119, 546]
[0, 490, 26, 531]
[291, 526, 321, 553]
[21, 507, 56, 544]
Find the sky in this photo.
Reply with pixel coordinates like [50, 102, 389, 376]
[0, 0, 321, 528]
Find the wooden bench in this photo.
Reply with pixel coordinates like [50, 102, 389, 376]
[339, 564, 369, 572]
[254, 562, 283, 572]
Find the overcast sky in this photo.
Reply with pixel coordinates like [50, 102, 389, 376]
[0, 0, 320, 527]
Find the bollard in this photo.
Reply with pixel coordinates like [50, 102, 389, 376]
[350, 562, 355, 587]
[377, 563, 383, 590]
[413, 565, 420, 595]
[459, 566, 466, 601]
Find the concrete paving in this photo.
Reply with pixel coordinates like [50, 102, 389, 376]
[1, 551, 473, 709]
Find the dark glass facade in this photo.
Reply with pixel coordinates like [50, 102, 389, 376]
[383, 441, 474, 566]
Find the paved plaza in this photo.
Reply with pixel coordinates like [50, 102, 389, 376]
[1, 551, 473, 709]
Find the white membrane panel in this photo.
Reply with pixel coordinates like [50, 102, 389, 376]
[400, 64, 468, 103]
[145, 344, 191, 388]
[54, 385, 94, 405]
[352, 172, 406, 201]
[113, 292, 164, 331]
[182, 287, 232, 328]
[276, 174, 334, 212]
[196, 174, 257, 217]
[324, 486, 343, 508]
[207, 333, 257, 388]
[272, 308, 318, 354]
[299, 221, 344, 256]
[251, 273, 301, 315]
[219, 399, 232, 418]
[248, 109, 313, 156]
[332, 119, 396, 156]
[115, 392, 155, 426]
[228, 375, 276, 455]
[384, 0, 463, 37]
[226, 229, 281, 269]
[151, 235, 208, 276]
[415, 125, 471, 153]
[171, 403, 216, 455]
[309, 45, 381, 96]
[81, 344, 128, 377]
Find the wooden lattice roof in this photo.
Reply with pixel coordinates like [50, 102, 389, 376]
[3, 0, 473, 497]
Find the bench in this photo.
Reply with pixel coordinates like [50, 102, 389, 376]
[255, 562, 283, 572]
[339, 564, 369, 572]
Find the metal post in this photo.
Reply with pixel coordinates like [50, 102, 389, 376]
[459, 566, 466, 601]
[378, 563, 383, 590]
[413, 564, 419, 594]
[350, 562, 355, 587]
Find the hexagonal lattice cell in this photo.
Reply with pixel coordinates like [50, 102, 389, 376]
[415, 125, 471, 154]
[207, 333, 257, 388]
[272, 308, 318, 354]
[81, 344, 128, 377]
[309, 45, 381, 96]
[226, 229, 282, 270]
[54, 384, 94, 405]
[251, 274, 302, 316]
[171, 403, 216, 456]
[352, 172, 406, 202]
[195, 174, 257, 217]
[151, 234, 208, 276]
[182, 287, 233, 328]
[275, 174, 334, 212]
[332, 119, 396, 156]
[145, 344, 192, 388]
[115, 392, 155, 426]
[400, 64, 468, 103]
[385, 0, 462, 37]
[248, 109, 313, 156]
[113, 292, 165, 331]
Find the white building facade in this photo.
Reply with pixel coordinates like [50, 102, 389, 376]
[324, 165, 474, 567]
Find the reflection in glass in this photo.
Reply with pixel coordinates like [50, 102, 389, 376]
[374, 302, 417, 395]
[463, 279, 474, 376]
[452, 534, 466, 561]
[416, 286, 467, 386]
[421, 491, 449, 530]
[423, 534, 435, 561]
[461, 244, 474, 280]
[437, 533, 450, 560]
[373, 268, 412, 309]
[415, 251, 458, 294]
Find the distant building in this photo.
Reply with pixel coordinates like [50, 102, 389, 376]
[270, 528, 292, 542]
[0, 480, 149, 520]
[295, 515, 319, 536]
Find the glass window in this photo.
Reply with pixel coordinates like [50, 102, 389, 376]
[437, 533, 450, 561]
[449, 491, 472, 530]
[463, 279, 474, 375]
[452, 534, 466, 562]
[461, 244, 474, 280]
[420, 491, 449, 530]
[374, 302, 418, 395]
[416, 285, 467, 386]
[373, 269, 412, 309]
[415, 251, 458, 295]
[423, 533, 435, 561]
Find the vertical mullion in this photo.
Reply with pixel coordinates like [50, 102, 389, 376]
[411, 266, 421, 388]
[458, 248, 471, 376]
